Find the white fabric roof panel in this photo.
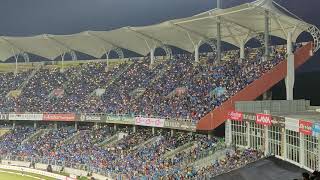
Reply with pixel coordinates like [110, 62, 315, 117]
[0, 38, 21, 61]
[50, 32, 114, 58]
[0, 0, 315, 61]
[89, 28, 159, 56]
[5, 35, 70, 60]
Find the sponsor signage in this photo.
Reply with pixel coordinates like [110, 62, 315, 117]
[256, 113, 272, 126]
[0, 113, 8, 120]
[8, 113, 43, 121]
[241, 112, 284, 127]
[164, 120, 196, 131]
[135, 117, 165, 127]
[43, 113, 75, 121]
[80, 114, 102, 122]
[299, 120, 313, 135]
[103, 115, 135, 125]
[312, 123, 320, 137]
[228, 111, 243, 121]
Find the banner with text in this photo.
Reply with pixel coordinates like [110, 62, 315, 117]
[135, 117, 165, 127]
[228, 111, 243, 121]
[299, 120, 313, 135]
[8, 113, 43, 121]
[43, 113, 75, 121]
[0, 113, 8, 120]
[164, 120, 196, 131]
[103, 115, 135, 125]
[80, 114, 102, 122]
[255, 113, 272, 126]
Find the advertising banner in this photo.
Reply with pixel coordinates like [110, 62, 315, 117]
[299, 120, 313, 135]
[135, 117, 165, 127]
[285, 117, 299, 132]
[256, 113, 272, 126]
[102, 115, 135, 125]
[80, 114, 102, 122]
[312, 123, 320, 137]
[43, 113, 75, 121]
[8, 113, 43, 121]
[228, 111, 243, 121]
[0, 113, 8, 120]
[164, 120, 196, 131]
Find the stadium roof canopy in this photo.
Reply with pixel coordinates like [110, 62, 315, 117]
[0, 0, 318, 61]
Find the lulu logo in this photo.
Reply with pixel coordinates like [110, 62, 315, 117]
[256, 113, 272, 126]
[228, 111, 243, 121]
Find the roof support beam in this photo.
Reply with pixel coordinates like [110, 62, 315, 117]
[44, 35, 77, 60]
[126, 27, 164, 49]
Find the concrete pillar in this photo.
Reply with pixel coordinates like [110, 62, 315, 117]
[225, 119, 232, 146]
[240, 40, 245, 60]
[54, 122, 58, 130]
[150, 49, 155, 67]
[300, 133, 304, 166]
[208, 133, 212, 139]
[285, 31, 294, 100]
[74, 122, 78, 131]
[264, 126, 269, 156]
[264, 10, 270, 58]
[216, 18, 221, 63]
[246, 121, 250, 148]
[113, 124, 117, 131]
[33, 122, 37, 129]
[13, 121, 16, 129]
[152, 127, 155, 135]
[194, 44, 200, 63]
[106, 52, 110, 71]
[132, 125, 137, 133]
[282, 127, 287, 159]
[94, 122, 99, 129]
[170, 129, 175, 137]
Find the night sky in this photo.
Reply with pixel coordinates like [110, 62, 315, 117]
[0, 0, 319, 72]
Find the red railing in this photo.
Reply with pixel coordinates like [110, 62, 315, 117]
[197, 43, 313, 131]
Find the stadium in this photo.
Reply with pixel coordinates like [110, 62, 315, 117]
[0, 0, 319, 179]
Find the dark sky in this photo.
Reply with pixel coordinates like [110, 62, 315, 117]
[0, 0, 319, 71]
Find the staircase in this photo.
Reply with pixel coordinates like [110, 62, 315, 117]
[132, 136, 160, 151]
[197, 43, 313, 130]
[163, 141, 196, 159]
[21, 129, 49, 145]
[19, 64, 42, 90]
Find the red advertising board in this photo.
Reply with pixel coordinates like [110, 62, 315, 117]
[299, 120, 313, 135]
[43, 113, 75, 121]
[228, 111, 243, 121]
[256, 113, 272, 126]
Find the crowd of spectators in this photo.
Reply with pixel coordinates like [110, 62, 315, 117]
[0, 45, 291, 122]
[0, 125, 242, 178]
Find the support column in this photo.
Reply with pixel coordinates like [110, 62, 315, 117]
[300, 133, 305, 166]
[74, 122, 78, 131]
[216, 0, 222, 63]
[194, 44, 200, 63]
[208, 132, 212, 139]
[132, 125, 137, 133]
[285, 31, 294, 100]
[246, 121, 250, 148]
[152, 127, 155, 135]
[225, 119, 232, 146]
[113, 124, 117, 131]
[150, 49, 155, 67]
[33, 122, 37, 129]
[94, 122, 99, 129]
[106, 52, 110, 71]
[240, 40, 245, 60]
[282, 127, 287, 159]
[170, 129, 175, 137]
[264, 126, 269, 156]
[216, 18, 221, 63]
[14, 55, 18, 74]
[61, 53, 65, 72]
[13, 121, 16, 129]
[54, 122, 58, 130]
[264, 10, 270, 58]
